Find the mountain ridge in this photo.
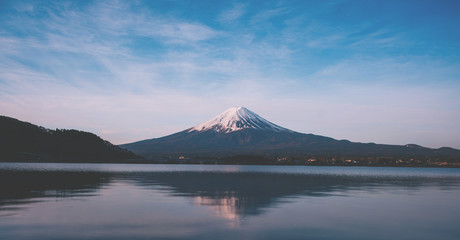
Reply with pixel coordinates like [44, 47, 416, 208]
[0, 115, 139, 162]
[121, 107, 460, 161]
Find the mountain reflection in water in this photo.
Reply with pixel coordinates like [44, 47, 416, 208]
[2, 169, 459, 221]
[125, 171, 460, 221]
[1, 164, 460, 240]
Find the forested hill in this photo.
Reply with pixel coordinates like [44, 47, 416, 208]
[0, 116, 139, 162]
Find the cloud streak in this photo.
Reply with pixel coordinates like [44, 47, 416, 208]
[218, 3, 247, 23]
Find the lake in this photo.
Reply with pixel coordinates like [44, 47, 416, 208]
[1, 163, 460, 240]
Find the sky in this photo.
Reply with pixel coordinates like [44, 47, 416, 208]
[1, 0, 460, 148]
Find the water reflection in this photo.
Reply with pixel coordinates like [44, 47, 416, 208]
[126, 172, 460, 221]
[1, 165, 460, 240]
[2, 169, 458, 221]
[0, 170, 111, 213]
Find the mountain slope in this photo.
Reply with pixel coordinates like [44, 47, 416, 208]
[190, 107, 292, 133]
[121, 107, 460, 159]
[0, 116, 139, 162]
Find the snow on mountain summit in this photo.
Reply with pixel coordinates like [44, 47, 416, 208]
[189, 106, 293, 133]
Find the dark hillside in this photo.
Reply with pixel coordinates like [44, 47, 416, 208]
[0, 116, 139, 162]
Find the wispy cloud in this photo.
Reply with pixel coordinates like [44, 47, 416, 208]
[218, 3, 247, 23]
[250, 7, 291, 25]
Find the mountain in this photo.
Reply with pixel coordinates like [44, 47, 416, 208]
[121, 107, 460, 161]
[0, 116, 139, 162]
[189, 106, 292, 133]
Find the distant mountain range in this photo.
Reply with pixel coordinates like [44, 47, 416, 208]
[121, 107, 460, 161]
[0, 116, 138, 162]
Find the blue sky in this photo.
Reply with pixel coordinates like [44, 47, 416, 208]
[1, 0, 460, 148]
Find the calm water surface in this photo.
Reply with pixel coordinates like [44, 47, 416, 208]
[1, 163, 460, 240]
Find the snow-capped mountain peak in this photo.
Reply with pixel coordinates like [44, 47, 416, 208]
[189, 106, 293, 133]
